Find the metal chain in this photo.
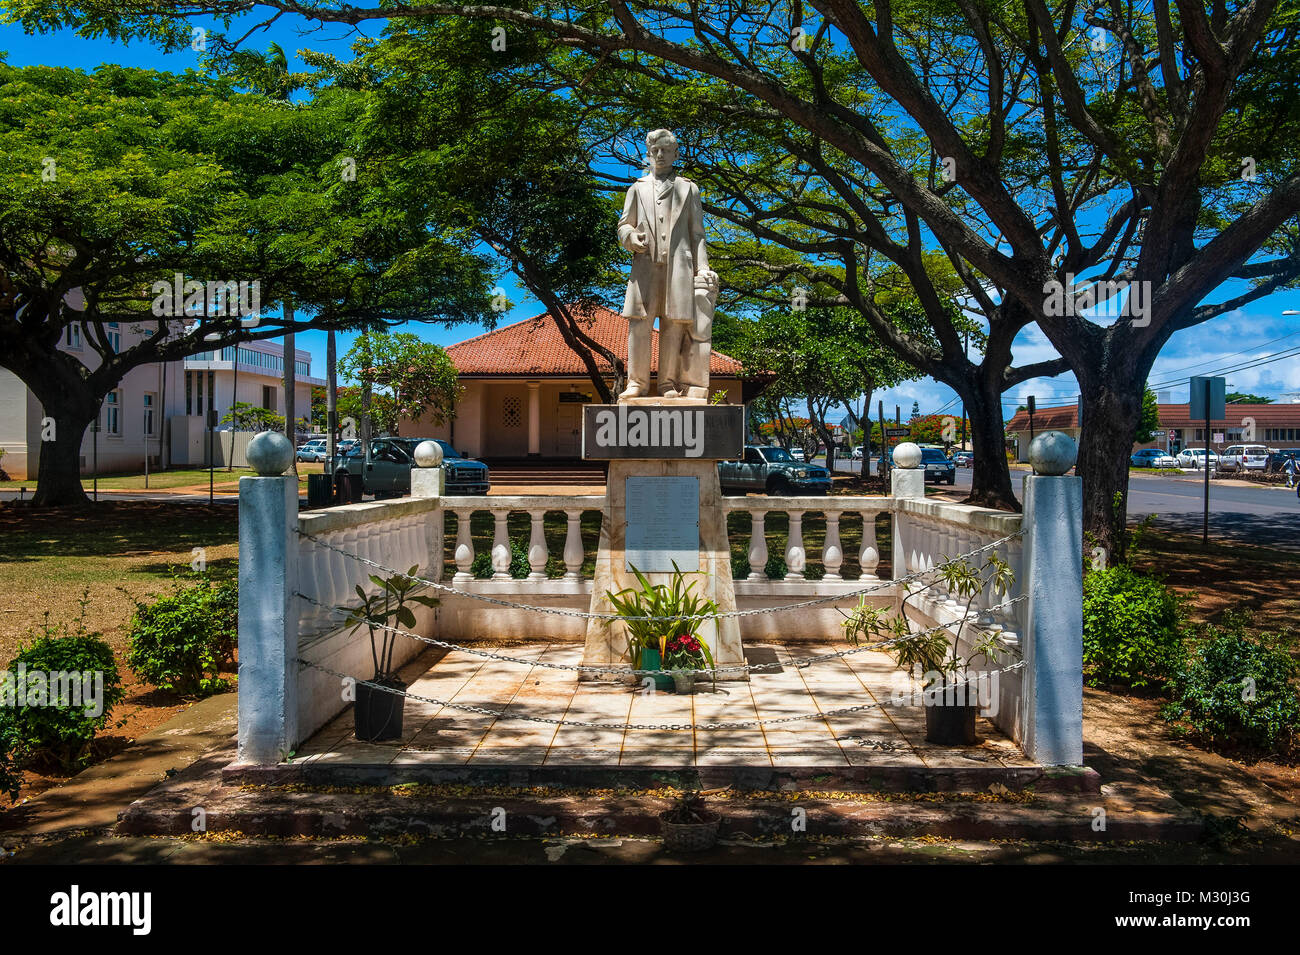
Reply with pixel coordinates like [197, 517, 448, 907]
[295, 589, 1025, 678]
[300, 657, 1027, 732]
[296, 527, 1023, 623]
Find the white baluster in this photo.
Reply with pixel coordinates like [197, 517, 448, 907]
[563, 509, 584, 579]
[859, 510, 879, 580]
[453, 509, 475, 582]
[784, 510, 806, 580]
[823, 510, 843, 580]
[491, 508, 511, 579]
[748, 509, 768, 580]
[527, 509, 549, 579]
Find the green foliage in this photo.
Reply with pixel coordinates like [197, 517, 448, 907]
[338, 331, 460, 436]
[221, 401, 284, 433]
[1082, 565, 1188, 689]
[339, 566, 439, 680]
[841, 553, 1013, 688]
[1163, 614, 1300, 754]
[470, 538, 531, 580]
[0, 594, 125, 773]
[0, 727, 18, 802]
[1135, 387, 1162, 444]
[606, 564, 720, 669]
[124, 576, 238, 697]
[1225, 393, 1274, 404]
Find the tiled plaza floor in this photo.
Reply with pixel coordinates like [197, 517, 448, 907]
[296, 642, 1034, 770]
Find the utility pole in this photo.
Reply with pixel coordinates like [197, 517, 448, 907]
[283, 301, 296, 475]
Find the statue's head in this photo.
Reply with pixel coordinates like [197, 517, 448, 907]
[645, 129, 679, 175]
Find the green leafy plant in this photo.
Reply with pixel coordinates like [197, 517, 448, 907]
[1162, 613, 1300, 754]
[471, 537, 531, 579]
[0, 726, 19, 803]
[1083, 565, 1188, 689]
[840, 553, 1014, 690]
[606, 563, 720, 671]
[0, 593, 126, 773]
[339, 567, 439, 680]
[123, 576, 237, 697]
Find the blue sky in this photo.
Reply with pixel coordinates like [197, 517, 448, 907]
[5, 20, 1298, 421]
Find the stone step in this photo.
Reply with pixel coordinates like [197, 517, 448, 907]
[118, 778, 1199, 843]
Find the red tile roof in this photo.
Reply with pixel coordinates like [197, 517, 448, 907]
[1004, 401, 1300, 433]
[446, 306, 745, 378]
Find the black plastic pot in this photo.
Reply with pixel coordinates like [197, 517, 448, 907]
[355, 675, 407, 741]
[924, 701, 979, 745]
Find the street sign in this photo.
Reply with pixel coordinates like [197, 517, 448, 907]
[884, 427, 910, 438]
[1167, 430, 1176, 439]
[1213, 433, 1225, 443]
[1189, 376, 1226, 421]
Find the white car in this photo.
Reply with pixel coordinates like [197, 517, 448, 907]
[851, 445, 864, 460]
[790, 447, 806, 462]
[1176, 448, 1218, 470]
[1217, 444, 1270, 473]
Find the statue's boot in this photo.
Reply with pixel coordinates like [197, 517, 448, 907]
[618, 384, 648, 400]
[685, 386, 708, 400]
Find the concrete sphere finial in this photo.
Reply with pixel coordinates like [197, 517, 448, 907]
[893, 442, 923, 469]
[1029, 431, 1078, 475]
[413, 440, 443, 468]
[247, 431, 294, 475]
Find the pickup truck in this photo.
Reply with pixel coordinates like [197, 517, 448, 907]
[332, 437, 490, 498]
[718, 445, 832, 495]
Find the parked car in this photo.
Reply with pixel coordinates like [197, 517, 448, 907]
[790, 447, 806, 462]
[1264, 449, 1300, 473]
[1129, 448, 1178, 469]
[718, 445, 832, 495]
[953, 450, 974, 468]
[851, 445, 864, 460]
[332, 437, 490, 498]
[295, 439, 328, 463]
[1175, 447, 1218, 470]
[917, 446, 956, 485]
[1217, 444, 1270, 473]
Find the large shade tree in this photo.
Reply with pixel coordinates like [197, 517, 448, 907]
[0, 60, 493, 506]
[30, 0, 1300, 557]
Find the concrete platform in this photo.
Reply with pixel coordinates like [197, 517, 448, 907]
[278, 641, 1048, 783]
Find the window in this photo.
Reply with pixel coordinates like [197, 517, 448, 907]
[105, 391, 121, 436]
[106, 322, 121, 353]
[66, 324, 82, 350]
[143, 393, 156, 436]
[262, 385, 277, 412]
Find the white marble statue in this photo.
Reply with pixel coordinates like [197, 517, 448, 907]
[617, 129, 719, 402]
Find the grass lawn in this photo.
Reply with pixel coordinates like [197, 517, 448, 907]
[72, 464, 323, 491]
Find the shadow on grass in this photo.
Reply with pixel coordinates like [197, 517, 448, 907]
[0, 502, 238, 564]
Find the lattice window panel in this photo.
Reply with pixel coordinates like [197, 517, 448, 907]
[502, 395, 522, 428]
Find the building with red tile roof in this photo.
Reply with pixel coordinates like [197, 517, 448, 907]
[407, 307, 752, 459]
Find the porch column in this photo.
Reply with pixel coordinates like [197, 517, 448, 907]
[526, 380, 541, 457]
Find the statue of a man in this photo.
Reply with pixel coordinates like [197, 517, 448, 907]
[617, 129, 718, 401]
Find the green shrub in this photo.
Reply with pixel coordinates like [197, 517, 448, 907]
[0, 599, 126, 773]
[0, 727, 19, 802]
[124, 576, 237, 697]
[1163, 615, 1300, 753]
[471, 537, 531, 579]
[1082, 565, 1187, 689]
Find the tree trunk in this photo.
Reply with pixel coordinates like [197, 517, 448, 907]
[963, 374, 1020, 511]
[1076, 378, 1143, 563]
[30, 397, 96, 508]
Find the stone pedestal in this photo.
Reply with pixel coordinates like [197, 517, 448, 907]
[581, 458, 745, 681]
[411, 466, 445, 499]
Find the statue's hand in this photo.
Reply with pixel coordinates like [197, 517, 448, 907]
[626, 231, 649, 254]
[694, 269, 719, 291]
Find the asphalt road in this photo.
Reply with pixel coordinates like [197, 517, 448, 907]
[830, 456, 1299, 550]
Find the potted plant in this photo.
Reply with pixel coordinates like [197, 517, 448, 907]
[841, 553, 1015, 744]
[606, 563, 718, 693]
[339, 565, 438, 741]
[663, 632, 714, 695]
[658, 789, 721, 852]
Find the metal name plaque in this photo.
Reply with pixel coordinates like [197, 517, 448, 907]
[582, 404, 744, 460]
[624, 476, 700, 573]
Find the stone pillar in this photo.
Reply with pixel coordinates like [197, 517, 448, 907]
[526, 380, 541, 457]
[1020, 432, 1084, 766]
[237, 433, 299, 765]
[888, 442, 925, 582]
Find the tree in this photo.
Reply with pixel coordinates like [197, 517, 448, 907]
[17, 2, 1300, 555]
[1136, 387, 1162, 444]
[222, 402, 285, 432]
[337, 331, 460, 437]
[1226, 392, 1274, 404]
[0, 60, 492, 505]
